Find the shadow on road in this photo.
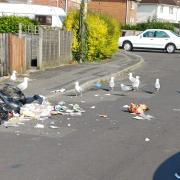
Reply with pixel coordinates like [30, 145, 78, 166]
[153, 152, 180, 180]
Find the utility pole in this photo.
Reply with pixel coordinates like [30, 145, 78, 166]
[79, 0, 87, 63]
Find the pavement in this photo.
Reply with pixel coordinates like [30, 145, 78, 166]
[0, 50, 144, 98]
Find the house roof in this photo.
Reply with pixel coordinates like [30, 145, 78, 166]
[140, 0, 177, 6]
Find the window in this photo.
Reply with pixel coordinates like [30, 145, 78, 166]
[35, 15, 52, 26]
[155, 31, 169, 38]
[169, 7, 173, 14]
[143, 31, 155, 38]
[160, 5, 164, 13]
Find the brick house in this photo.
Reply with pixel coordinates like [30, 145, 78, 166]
[0, 0, 80, 12]
[88, 0, 141, 25]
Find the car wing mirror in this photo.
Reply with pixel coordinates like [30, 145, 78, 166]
[139, 35, 143, 38]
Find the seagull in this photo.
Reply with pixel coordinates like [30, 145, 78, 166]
[74, 81, 83, 96]
[17, 77, 29, 91]
[154, 78, 160, 92]
[132, 76, 140, 91]
[128, 72, 136, 83]
[10, 70, 17, 81]
[120, 83, 133, 91]
[109, 76, 115, 91]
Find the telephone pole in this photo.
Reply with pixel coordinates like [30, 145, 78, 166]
[79, 0, 87, 63]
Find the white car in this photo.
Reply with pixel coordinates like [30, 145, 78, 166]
[118, 29, 180, 53]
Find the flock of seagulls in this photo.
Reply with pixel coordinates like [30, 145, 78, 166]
[73, 72, 160, 96]
[9, 69, 160, 96]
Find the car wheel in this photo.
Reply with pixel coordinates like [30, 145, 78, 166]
[123, 41, 132, 51]
[166, 44, 175, 53]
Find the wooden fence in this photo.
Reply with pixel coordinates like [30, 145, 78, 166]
[0, 26, 72, 77]
[0, 34, 9, 76]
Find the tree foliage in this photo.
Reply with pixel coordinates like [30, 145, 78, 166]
[64, 10, 121, 62]
[0, 16, 38, 33]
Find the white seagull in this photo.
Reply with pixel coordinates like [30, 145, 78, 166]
[109, 76, 115, 91]
[74, 81, 83, 96]
[128, 72, 136, 83]
[120, 83, 133, 91]
[10, 70, 17, 81]
[132, 76, 140, 91]
[154, 78, 160, 92]
[17, 77, 29, 91]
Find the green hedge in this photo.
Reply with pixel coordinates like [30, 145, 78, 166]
[0, 16, 38, 33]
[122, 19, 175, 31]
[63, 10, 121, 62]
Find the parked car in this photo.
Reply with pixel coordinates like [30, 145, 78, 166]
[118, 29, 180, 53]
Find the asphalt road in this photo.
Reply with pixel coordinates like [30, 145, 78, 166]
[0, 50, 179, 180]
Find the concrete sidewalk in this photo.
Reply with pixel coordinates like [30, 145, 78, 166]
[1, 50, 144, 97]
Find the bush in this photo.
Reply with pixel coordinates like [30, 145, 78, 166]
[0, 16, 38, 33]
[63, 10, 120, 62]
[122, 18, 175, 31]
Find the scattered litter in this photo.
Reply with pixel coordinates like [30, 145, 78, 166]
[128, 103, 149, 114]
[17, 122, 25, 125]
[67, 123, 71, 127]
[90, 106, 96, 109]
[123, 105, 130, 108]
[173, 108, 180, 111]
[145, 138, 150, 142]
[49, 125, 59, 129]
[2, 121, 19, 128]
[95, 82, 102, 89]
[54, 103, 85, 116]
[94, 94, 99, 97]
[175, 173, 180, 179]
[81, 101, 86, 103]
[139, 113, 154, 120]
[123, 103, 154, 120]
[105, 93, 111, 96]
[99, 114, 108, 118]
[51, 88, 66, 93]
[34, 124, 44, 129]
[133, 116, 144, 120]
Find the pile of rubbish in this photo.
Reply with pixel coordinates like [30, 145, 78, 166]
[123, 103, 154, 120]
[127, 103, 149, 114]
[0, 84, 85, 127]
[0, 84, 49, 123]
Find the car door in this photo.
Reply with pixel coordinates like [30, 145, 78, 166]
[153, 30, 170, 48]
[133, 30, 156, 48]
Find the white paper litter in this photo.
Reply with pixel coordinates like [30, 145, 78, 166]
[133, 116, 144, 120]
[145, 138, 150, 142]
[123, 105, 130, 108]
[104, 93, 111, 96]
[94, 94, 99, 97]
[34, 124, 44, 129]
[51, 88, 66, 93]
[49, 125, 59, 129]
[90, 106, 96, 109]
[173, 109, 180, 111]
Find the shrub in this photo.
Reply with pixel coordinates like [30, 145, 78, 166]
[122, 18, 175, 31]
[0, 16, 38, 33]
[64, 10, 120, 62]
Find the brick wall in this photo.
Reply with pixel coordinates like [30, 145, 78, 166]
[88, 0, 127, 24]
